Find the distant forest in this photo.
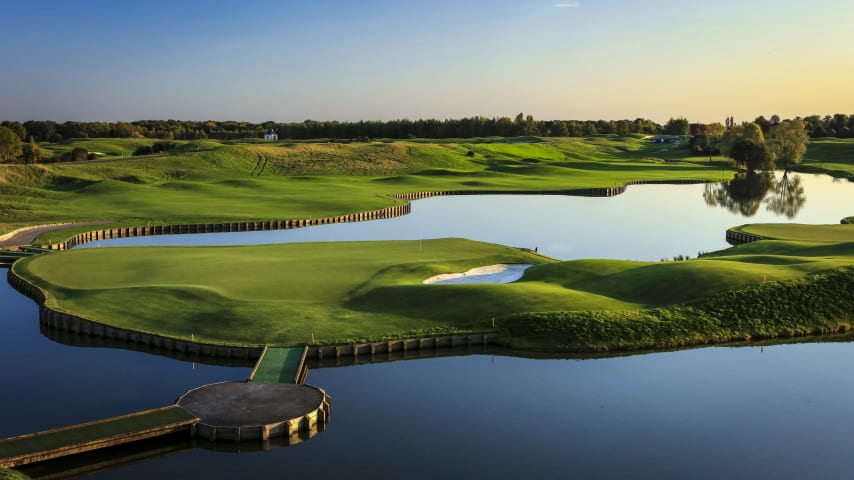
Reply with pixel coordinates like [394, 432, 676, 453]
[2, 113, 854, 142]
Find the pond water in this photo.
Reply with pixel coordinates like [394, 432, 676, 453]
[3, 172, 854, 479]
[82, 171, 853, 261]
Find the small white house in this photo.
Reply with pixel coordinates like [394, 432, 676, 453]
[263, 129, 278, 141]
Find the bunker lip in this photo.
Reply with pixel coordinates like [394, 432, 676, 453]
[422, 264, 533, 285]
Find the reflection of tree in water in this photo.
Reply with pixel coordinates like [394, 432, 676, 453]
[765, 171, 806, 218]
[703, 171, 807, 218]
[704, 172, 774, 216]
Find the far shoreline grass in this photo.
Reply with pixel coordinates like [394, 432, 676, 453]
[1, 135, 737, 244]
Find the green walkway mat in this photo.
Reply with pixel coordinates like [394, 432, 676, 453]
[250, 347, 304, 384]
[0, 406, 197, 460]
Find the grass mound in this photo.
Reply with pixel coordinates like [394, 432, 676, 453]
[0, 135, 733, 239]
[498, 267, 854, 351]
[12, 221, 854, 350]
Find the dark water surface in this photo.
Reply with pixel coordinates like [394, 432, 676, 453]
[3, 173, 854, 479]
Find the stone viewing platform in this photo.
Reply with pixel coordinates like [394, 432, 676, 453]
[178, 382, 330, 443]
[0, 345, 328, 468]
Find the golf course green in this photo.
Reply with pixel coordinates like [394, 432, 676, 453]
[4, 135, 854, 352]
[13, 222, 854, 351]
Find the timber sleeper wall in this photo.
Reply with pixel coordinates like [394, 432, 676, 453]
[6, 268, 263, 360]
[725, 229, 762, 246]
[309, 334, 498, 359]
[45, 203, 412, 250]
[42, 180, 709, 250]
[7, 267, 502, 360]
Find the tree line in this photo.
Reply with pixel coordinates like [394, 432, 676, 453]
[0, 114, 668, 143]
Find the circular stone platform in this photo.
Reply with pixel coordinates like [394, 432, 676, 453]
[178, 382, 330, 443]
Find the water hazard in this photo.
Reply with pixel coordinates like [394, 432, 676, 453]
[4, 172, 854, 479]
[82, 172, 853, 261]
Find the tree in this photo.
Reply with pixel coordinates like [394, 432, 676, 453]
[70, 147, 88, 162]
[22, 136, 41, 164]
[0, 126, 22, 162]
[765, 172, 805, 218]
[664, 117, 690, 135]
[551, 121, 569, 137]
[730, 138, 775, 170]
[719, 122, 765, 157]
[1, 121, 27, 141]
[754, 115, 771, 134]
[703, 172, 774, 216]
[703, 122, 726, 163]
[768, 120, 808, 169]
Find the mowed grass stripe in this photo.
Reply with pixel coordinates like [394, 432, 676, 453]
[0, 406, 196, 459]
[250, 348, 303, 384]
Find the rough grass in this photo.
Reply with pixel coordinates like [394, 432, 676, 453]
[0, 468, 31, 480]
[499, 267, 854, 352]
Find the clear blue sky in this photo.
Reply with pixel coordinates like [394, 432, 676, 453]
[2, 0, 853, 123]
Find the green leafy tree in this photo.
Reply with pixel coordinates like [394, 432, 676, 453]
[1, 121, 27, 141]
[703, 122, 726, 162]
[22, 136, 41, 163]
[664, 117, 690, 135]
[720, 122, 765, 157]
[768, 120, 808, 169]
[731, 138, 775, 170]
[551, 121, 569, 137]
[70, 147, 89, 162]
[703, 172, 774, 216]
[0, 126, 22, 162]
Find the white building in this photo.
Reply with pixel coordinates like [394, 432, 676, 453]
[263, 129, 278, 141]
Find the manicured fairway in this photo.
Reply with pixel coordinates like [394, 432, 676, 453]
[0, 135, 734, 242]
[13, 227, 854, 350]
[732, 223, 854, 243]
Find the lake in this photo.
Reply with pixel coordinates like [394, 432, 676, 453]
[4, 171, 854, 479]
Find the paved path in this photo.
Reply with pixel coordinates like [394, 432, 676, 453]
[0, 221, 112, 248]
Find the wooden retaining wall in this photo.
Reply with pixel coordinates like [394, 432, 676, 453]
[308, 333, 498, 359]
[391, 180, 707, 201]
[725, 229, 762, 246]
[41, 180, 710, 251]
[8, 266, 502, 361]
[44, 203, 412, 250]
[6, 268, 263, 361]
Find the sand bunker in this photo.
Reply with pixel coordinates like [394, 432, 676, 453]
[422, 264, 533, 285]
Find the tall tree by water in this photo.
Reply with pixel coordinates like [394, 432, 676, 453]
[768, 120, 809, 169]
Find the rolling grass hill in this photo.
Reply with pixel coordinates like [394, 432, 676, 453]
[0, 135, 733, 242]
[13, 223, 854, 350]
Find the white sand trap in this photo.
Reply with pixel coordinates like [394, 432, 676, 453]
[422, 264, 533, 285]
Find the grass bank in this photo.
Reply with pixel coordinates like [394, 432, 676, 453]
[13, 222, 854, 349]
[0, 135, 733, 242]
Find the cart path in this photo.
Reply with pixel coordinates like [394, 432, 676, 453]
[0, 221, 113, 248]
